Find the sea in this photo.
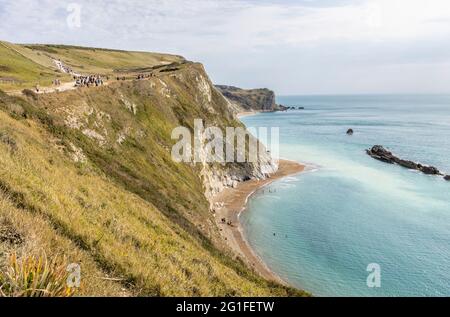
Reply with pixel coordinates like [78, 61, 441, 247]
[240, 94, 450, 297]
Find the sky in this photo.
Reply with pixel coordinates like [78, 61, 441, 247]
[1, 0, 450, 95]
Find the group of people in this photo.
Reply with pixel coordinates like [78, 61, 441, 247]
[52, 79, 62, 86]
[57, 72, 153, 90]
[136, 74, 152, 80]
[34, 69, 157, 94]
[75, 75, 105, 88]
[54, 59, 74, 75]
[221, 218, 233, 226]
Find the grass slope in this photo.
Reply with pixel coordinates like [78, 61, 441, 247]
[0, 41, 185, 92]
[23, 44, 185, 75]
[0, 42, 70, 91]
[0, 56, 308, 296]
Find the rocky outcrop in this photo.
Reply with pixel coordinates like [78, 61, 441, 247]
[215, 85, 279, 112]
[347, 129, 354, 135]
[197, 84, 280, 202]
[196, 121, 278, 202]
[277, 105, 304, 111]
[444, 175, 450, 181]
[201, 156, 277, 202]
[366, 145, 446, 178]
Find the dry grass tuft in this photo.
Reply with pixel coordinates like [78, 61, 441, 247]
[0, 252, 75, 297]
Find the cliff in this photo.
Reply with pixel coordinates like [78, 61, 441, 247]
[215, 85, 280, 113]
[0, 43, 304, 296]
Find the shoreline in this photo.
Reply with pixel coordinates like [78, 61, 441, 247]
[236, 111, 260, 118]
[212, 159, 305, 283]
[236, 109, 281, 119]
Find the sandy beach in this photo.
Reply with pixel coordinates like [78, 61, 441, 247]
[236, 111, 259, 118]
[212, 159, 305, 282]
[236, 110, 279, 119]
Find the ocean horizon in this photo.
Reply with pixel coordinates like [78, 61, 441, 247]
[240, 94, 450, 297]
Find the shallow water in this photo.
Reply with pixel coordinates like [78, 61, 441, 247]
[240, 95, 450, 297]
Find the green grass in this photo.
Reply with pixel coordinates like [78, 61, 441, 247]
[0, 43, 310, 296]
[0, 252, 75, 297]
[0, 71, 309, 297]
[23, 44, 185, 75]
[0, 41, 185, 92]
[0, 42, 69, 91]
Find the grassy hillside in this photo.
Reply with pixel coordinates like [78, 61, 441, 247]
[23, 44, 185, 75]
[0, 48, 308, 296]
[0, 41, 184, 92]
[0, 42, 70, 91]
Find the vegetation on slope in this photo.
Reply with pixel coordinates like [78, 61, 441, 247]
[0, 55, 308, 296]
[0, 42, 70, 91]
[0, 41, 184, 92]
[0, 252, 75, 297]
[23, 44, 184, 75]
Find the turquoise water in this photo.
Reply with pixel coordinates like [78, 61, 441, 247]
[240, 95, 450, 297]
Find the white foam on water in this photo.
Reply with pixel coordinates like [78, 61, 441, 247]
[281, 143, 446, 211]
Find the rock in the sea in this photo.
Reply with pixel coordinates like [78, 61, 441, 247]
[346, 129, 354, 135]
[366, 145, 443, 177]
[419, 165, 441, 175]
[366, 145, 395, 164]
[444, 175, 450, 181]
[396, 159, 419, 170]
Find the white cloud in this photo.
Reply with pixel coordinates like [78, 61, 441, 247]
[1, 0, 450, 94]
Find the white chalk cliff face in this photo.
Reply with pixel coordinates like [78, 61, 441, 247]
[180, 68, 279, 203]
[53, 59, 277, 207]
[201, 161, 279, 203]
[199, 135, 279, 202]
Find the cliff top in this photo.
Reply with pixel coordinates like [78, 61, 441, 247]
[0, 41, 185, 91]
[0, 42, 307, 296]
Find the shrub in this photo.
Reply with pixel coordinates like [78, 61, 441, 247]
[21, 89, 38, 100]
[0, 252, 75, 297]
